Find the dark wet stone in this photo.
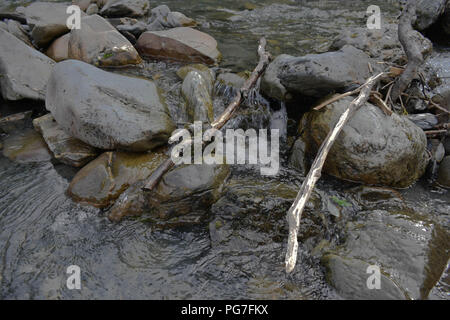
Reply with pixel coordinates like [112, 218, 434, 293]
[300, 97, 429, 188]
[289, 138, 307, 175]
[68, 151, 167, 208]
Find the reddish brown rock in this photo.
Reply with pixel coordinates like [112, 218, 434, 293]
[136, 27, 221, 65]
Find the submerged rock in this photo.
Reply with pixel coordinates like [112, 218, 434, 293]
[68, 151, 167, 207]
[437, 156, 450, 188]
[46, 60, 175, 151]
[68, 14, 142, 67]
[323, 208, 450, 299]
[17, 2, 76, 47]
[147, 5, 196, 31]
[0, 29, 55, 101]
[300, 96, 429, 188]
[100, 0, 150, 18]
[2, 129, 52, 163]
[261, 45, 373, 101]
[136, 27, 221, 65]
[33, 114, 99, 167]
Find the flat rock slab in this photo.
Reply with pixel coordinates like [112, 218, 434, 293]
[0, 29, 55, 101]
[137, 27, 221, 65]
[2, 128, 52, 163]
[33, 114, 99, 167]
[46, 60, 175, 151]
[68, 151, 167, 207]
[0, 111, 32, 134]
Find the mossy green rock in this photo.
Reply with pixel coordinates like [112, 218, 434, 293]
[300, 97, 429, 188]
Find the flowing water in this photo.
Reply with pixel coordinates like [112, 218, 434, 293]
[0, 0, 449, 299]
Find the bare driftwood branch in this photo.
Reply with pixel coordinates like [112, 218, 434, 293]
[285, 72, 385, 274]
[142, 37, 272, 191]
[391, 1, 422, 102]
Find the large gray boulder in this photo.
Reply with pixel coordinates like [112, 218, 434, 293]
[0, 29, 55, 101]
[414, 0, 447, 31]
[261, 45, 373, 101]
[300, 96, 429, 188]
[68, 14, 142, 67]
[46, 60, 175, 151]
[17, 2, 78, 47]
[100, 0, 149, 18]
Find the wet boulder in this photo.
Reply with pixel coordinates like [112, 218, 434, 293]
[68, 151, 167, 207]
[46, 60, 175, 151]
[108, 163, 230, 222]
[437, 156, 450, 188]
[300, 96, 429, 188]
[136, 27, 221, 65]
[147, 5, 196, 31]
[2, 129, 52, 163]
[17, 2, 77, 47]
[179, 65, 215, 123]
[33, 114, 99, 167]
[0, 29, 55, 101]
[289, 138, 307, 175]
[147, 163, 230, 220]
[68, 14, 142, 67]
[261, 45, 373, 101]
[414, 0, 447, 31]
[322, 208, 450, 300]
[100, 0, 150, 18]
[442, 2, 450, 35]
[46, 33, 70, 62]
